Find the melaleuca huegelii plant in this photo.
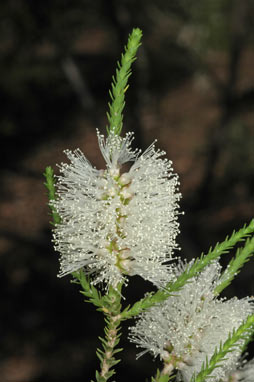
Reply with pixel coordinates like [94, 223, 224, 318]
[44, 27, 254, 382]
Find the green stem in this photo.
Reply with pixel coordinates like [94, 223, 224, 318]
[94, 283, 123, 382]
[43, 166, 61, 225]
[107, 28, 142, 135]
[214, 235, 254, 295]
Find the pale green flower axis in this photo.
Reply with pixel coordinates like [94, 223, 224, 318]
[106, 27, 142, 136]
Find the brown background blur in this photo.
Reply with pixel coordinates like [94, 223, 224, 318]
[1, 1, 254, 381]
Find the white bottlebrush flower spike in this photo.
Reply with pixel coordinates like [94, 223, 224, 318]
[51, 130, 181, 287]
[129, 260, 254, 382]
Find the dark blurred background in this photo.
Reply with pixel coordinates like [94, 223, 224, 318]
[1, 1, 254, 381]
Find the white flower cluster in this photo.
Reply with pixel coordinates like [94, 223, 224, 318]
[52, 130, 181, 287]
[225, 359, 254, 382]
[129, 261, 254, 382]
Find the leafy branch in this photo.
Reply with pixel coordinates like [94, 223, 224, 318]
[93, 283, 123, 382]
[215, 235, 254, 295]
[191, 314, 254, 382]
[106, 27, 142, 135]
[71, 270, 105, 310]
[121, 219, 254, 319]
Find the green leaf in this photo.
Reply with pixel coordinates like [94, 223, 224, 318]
[72, 270, 105, 309]
[43, 166, 61, 225]
[151, 369, 174, 382]
[215, 235, 254, 295]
